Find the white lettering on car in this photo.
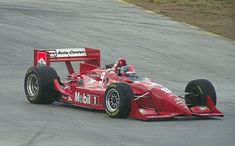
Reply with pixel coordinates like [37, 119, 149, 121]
[99, 72, 106, 84]
[49, 48, 87, 57]
[93, 96, 97, 105]
[75, 92, 98, 105]
[161, 87, 173, 94]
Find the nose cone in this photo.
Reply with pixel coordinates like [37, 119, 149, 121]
[130, 83, 149, 95]
[150, 87, 192, 116]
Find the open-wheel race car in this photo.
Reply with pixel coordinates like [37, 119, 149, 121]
[24, 48, 223, 120]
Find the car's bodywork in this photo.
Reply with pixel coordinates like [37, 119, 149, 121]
[27, 48, 223, 120]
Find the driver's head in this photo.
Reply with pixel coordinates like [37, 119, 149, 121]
[115, 58, 127, 76]
[117, 58, 127, 67]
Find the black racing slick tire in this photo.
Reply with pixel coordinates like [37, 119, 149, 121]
[104, 83, 133, 118]
[24, 66, 60, 104]
[185, 79, 217, 107]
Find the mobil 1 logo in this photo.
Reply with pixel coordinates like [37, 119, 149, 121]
[74, 92, 99, 105]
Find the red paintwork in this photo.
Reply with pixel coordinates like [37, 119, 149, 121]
[34, 48, 224, 120]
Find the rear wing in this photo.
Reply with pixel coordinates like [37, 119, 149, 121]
[34, 48, 100, 74]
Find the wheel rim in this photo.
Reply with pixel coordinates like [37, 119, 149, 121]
[26, 74, 39, 98]
[106, 89, 120, 112]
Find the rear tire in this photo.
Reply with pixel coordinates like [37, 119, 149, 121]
[185, 79, 216, 107]
[104, 83, 133, 118]
[24, 66, 60, 104]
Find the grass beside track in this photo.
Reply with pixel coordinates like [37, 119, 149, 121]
[124, 0, 235, 40]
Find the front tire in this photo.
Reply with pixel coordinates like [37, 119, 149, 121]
[24, 66, 60, 104]
[104, 83, 133, 118]
[185, 79, 217, 107]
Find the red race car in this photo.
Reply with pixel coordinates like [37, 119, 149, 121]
[24, 48, 223, 120]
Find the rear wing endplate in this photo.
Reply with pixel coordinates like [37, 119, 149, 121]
[34, 48, 100, 74]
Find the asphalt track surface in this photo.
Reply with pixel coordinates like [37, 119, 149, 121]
[0, 0, 235, 146]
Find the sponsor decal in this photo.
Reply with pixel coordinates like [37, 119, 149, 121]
[160, 87, 188, 107]
[67, 96, 73, 102]
[174, 97, 188, 109]
[160, 87, 173, 94]
[149, 83, 163, 88]
[37, 52, 47, 66]
[174, 97, 184, 105]
[49, 48, 87, 57]
[74, 92, 98, 105]
[89, 73, 99, 78]
[199, 106, 209, 110]
[99, 72, 106, 84]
